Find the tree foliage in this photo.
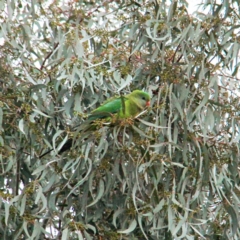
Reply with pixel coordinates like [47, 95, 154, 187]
[0, 0, 240, 239]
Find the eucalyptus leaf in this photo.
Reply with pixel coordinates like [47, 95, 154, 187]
[117, 219, 137, 234]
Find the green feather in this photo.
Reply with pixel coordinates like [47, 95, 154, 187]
[88, 90, 150, 121]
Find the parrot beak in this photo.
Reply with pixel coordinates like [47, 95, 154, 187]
[146, 101, 150, 107]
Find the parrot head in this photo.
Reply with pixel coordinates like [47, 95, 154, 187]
[130, 90, 151, 109]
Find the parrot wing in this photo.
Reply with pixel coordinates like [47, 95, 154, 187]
[88, 96, 126, 120]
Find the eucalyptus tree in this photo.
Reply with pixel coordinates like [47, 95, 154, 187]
[0, 0, 239, 239]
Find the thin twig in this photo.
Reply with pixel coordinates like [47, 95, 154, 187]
[40, 42, 59, 70]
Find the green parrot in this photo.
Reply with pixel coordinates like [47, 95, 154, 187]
[40, 90, 150, 157]
[88, 90, 150, 121]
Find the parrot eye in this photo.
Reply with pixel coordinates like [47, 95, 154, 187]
[142, 96, 146, 100]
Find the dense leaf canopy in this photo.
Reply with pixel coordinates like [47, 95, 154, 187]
[0, 0, 240, 239]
